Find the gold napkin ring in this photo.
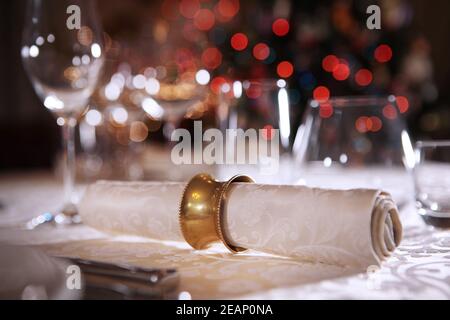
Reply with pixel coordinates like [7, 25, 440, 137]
[179, 173, 254, 253]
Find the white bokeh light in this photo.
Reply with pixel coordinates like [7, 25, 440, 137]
[47, 34, 55, 43]
[44, 95, 64, 110]
[105, 83, 121, 101]
[29, 45, 39, 58]
[133, 75, 147, 89]
[145, 78, 161, 95]
[195, 69, 210, 85]
[35, 36, 45, 46]
[91, 43, 102, 58]
[85, 109, 103, 126]
[111, 107, 128, 124]
[142, 98, 164, 120]
[323, 157, 332, 168]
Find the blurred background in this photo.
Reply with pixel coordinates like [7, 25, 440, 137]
[0, 0, 449, 179]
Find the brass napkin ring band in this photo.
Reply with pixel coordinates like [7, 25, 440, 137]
[179, 173, 254, 253]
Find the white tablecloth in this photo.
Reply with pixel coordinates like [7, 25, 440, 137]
[0, 171, 449, 299]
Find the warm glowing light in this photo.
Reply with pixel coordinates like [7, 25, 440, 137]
[319, 103, 333, 119]
[194, 9, 215, 31]
[383, 104, 398, 120]
[130, 121, 149, 143]
[230, 33, 248, 51]
[201, 47, 222, 70]
[78, 26, 93, 46]
[322, 55, 339, 73]
[374, 44, 393, 63]
[277, 61, 294, 78]
[252, 43, 270, 61]
[355, 69, 373, 86]
[179, 0, 200, 19]
[272, 18, 290, 37]
[332, 63, 350, 81]
[396, 96, 409, 113]
[195, 69, 210, 85]
[313, 86, 330, 103]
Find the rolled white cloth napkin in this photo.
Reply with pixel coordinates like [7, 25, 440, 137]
[79, 181, 402, 269]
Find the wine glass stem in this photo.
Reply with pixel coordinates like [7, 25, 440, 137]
[62, 119, 77, 211]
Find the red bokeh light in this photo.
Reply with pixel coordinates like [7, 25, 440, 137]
[161, 0, 179, 20]
[370, 116, 383, 132]
[246, 82, 262, 99]
[383, 104, 398, 120]
[262, 125, 275, 141]
[322, 55, 339, 73]
[277, 61, 294, 78]
[272, 18, 290, 37]
[374, 44, 393, 63]
[194, 9, 215, 31]
[319, 103, 334, 119]
[201, 47, 222, 70]
[179, 0, 200, 19]
[210, 76, 228, 94]
[182, 22, 201, 42]
[333, 63, 350, 81]
[313, 86, 330, 103]
[230, 33, 248, 51]
[253, 43, 270, 61]
[217, 0, 240, 19]
[175, 48, 195, 72]
[396, 96, 409, 113]
[355, 69, 373, 86]
[356, 116, 371, 133]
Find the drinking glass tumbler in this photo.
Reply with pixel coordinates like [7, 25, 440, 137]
[414, 141, 450, 228]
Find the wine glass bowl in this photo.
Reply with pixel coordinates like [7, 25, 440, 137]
[293, 96, 415, 202]
[22, 0, 104, 119]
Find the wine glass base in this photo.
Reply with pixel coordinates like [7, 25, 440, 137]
[420, 214, 450, 229]
[25, 205, 82, 230]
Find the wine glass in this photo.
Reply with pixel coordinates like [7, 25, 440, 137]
[293, 96, 415, 204]
[21, 0, 104, 228]
[216, 79, 296, 184]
